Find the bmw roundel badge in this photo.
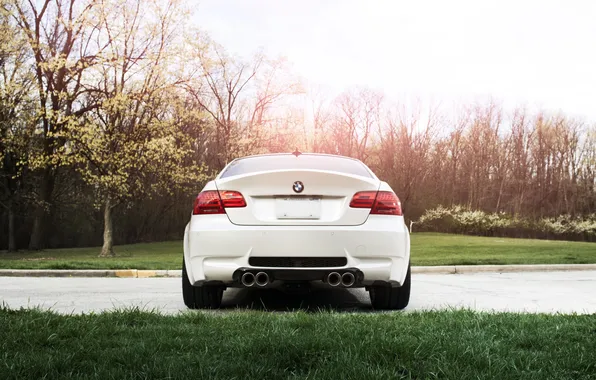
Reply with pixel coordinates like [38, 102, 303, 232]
[293, 181, 304, 193]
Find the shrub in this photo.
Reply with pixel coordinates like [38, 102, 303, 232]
[415, 206, 596, 242]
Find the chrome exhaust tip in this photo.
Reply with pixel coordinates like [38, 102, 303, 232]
[241, 272, 256, 287]
[327, 272, 341, 287]
[255, 272, 270, 287]
[341, 272, 355, 287]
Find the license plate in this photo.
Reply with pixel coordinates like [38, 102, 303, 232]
[275, 197, 321, 219]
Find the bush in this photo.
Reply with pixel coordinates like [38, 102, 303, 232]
[415, 206, 596, 242]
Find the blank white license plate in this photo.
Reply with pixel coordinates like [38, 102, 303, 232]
[275, 197, 321, 219]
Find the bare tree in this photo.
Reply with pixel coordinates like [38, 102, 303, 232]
[185, 38, 263, 169]
[324, 87, 383, 161]
[375, 100, 439, 215]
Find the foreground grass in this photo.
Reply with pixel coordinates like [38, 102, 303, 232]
[0, 233, 594, 269]
[1, 308, 595, 379]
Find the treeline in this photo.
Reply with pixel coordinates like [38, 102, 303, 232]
[311, 92, 595, 227]
[1, 1, 595, 253]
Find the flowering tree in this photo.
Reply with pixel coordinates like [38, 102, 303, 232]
[65, 0, 207, 257]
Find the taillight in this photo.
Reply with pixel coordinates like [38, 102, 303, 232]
[349, 191, 402, 216]
[371, 191, 402, 215]
[219, 191, 247, 208]
[193, 191, 224, 215]
[349, 191, 377, 208]
[193, 190, 246, 215]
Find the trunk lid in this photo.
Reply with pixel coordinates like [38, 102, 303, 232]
[215, 170, 380, 226]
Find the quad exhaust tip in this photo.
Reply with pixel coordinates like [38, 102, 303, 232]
[341, 272, 355, 287]
[241, 272, 255, 287]
[327, 272, 341, 287]
[255, 272, 270, 287]
[245, 270, 355, 288]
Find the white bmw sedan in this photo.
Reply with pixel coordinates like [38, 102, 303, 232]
[182, 153, 411, 310]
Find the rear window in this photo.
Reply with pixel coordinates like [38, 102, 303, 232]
[220, 154, 374, 179]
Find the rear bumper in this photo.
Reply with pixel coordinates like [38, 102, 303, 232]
[183, 214, 410, 287]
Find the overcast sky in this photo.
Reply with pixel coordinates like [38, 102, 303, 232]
[193, 0, 596, 120]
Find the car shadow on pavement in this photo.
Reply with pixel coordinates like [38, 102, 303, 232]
[220, 287, 374, 312]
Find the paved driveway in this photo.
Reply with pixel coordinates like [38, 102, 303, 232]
[1, 271, 595, 314]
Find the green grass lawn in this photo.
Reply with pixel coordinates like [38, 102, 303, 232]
[1, 307, 595, 379]
[412, 233, 596, 266]
[0, 233, 594, 270]
[0, 241, 183, 270]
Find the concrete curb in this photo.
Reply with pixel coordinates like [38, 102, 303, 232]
[412, 264, 596, 274]
[0, 269, 182, 278]
[1, 264, 595, 278]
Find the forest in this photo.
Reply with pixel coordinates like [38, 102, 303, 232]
[1, 0, 595, 253]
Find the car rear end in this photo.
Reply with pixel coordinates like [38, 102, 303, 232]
[183, 153, 410, 295]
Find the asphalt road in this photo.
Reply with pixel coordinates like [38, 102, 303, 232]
[1, 271, 595, 314]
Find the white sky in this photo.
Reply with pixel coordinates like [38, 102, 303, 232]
[193, 0, 596, 120]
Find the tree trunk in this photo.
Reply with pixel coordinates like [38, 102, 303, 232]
[28, 167, 54, 250]
[99, 198, 115, 257]
[8, 197, 16, 252]
[28, 207, 45, 250]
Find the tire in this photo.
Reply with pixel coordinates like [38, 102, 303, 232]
[370, 264, 411, 310]
[182, 259, 224, 309]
